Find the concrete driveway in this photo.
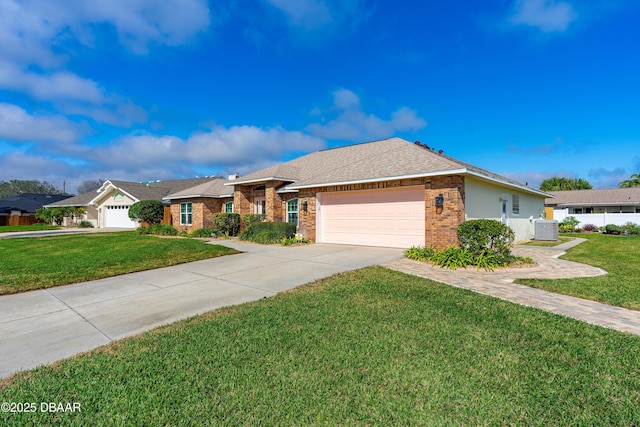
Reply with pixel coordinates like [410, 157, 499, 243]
[0, 241, 403, 379]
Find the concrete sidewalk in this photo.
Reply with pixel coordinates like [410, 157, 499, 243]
[0, 242, 403, 379]
[385, 238, 640, 336]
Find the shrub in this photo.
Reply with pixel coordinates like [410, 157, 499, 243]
[213, 213, 240, 236]
[240, 222, 296, 243]
[136, 223, 178, 236]
[582, 224, 599, 232]
[128, 200, 165, 225]
[430, 246, 473, 270]
[622, 222, 640, 235]
[603, 224, 622, 235]
[457, 219, 514, 260]
[242, 214, 266, 229]
[559, 216, 580, 233]
[281, 234, 311, 246]
[77, 220, 94, 228]
[189, 227, 215, 238]
[404, 245, 437, 262]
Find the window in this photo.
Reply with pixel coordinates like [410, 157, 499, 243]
[224, 202, 234, 213]
[511, 195, 520, 215]
[636, 206, 640, 214]
[255, 197, 266, 215]
[287, 198, 298, 226]
[573, 208, 583, 214]
[180, 202, 192, 225]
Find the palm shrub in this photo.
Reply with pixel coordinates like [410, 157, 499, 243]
[457, 219, 514, 261]
[430, 246, 473, 270]
[213, 213, 240, 236]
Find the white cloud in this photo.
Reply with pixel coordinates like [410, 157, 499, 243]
[306, 89, 427, 141]
[0, 103, 81, 144]
[0, 151, 75, 185]
[0, 0, 210, 126]
[263, 0, 370, 39]
[509, 0, 577, 32]
[88, 125, 326, 174]
[510, 0, 577, 33]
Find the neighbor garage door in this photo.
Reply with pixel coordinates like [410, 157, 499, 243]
[318, 186, 425, 248]
[104, 205, 137, 228]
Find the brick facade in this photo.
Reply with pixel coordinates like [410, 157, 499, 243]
[226, 175, 466, 247]
[295, 176, 466, 248]
[170, 197, 233, 233]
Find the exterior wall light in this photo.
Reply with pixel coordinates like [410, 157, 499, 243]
[301, 200, 308, 212]
[435, 194, 444, 207]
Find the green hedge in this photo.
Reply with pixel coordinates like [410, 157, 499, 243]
[213, 213, 240, 236]
[240, 222, 296, 244]
[241, 214, 266, 229]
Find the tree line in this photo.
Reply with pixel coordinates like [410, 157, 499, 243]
[0, 179, 105, 199]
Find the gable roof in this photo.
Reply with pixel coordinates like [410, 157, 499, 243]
[227, 137, 548, 197]
[0, 193, 70, 213]
[163, 178, 233, 200]
[546, 188, 640, 207]
[46, 178, 214, 207]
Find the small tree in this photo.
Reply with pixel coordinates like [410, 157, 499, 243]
[128, 200, 165, 225]
[36, 207, 71, 225]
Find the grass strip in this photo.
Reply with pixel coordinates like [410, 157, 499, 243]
[0, 224, 60, 233]
[1, 267, 638, 425]
[0, 233, 237, 294]
[517, 234, 640, 310]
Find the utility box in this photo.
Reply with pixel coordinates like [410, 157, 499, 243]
[535, 220, 559, 241]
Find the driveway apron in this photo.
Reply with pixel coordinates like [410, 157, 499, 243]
[0, 242, 403, 379]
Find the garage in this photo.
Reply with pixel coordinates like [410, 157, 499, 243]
[318, 186, 425, 248]
[104, 205, 138, 228]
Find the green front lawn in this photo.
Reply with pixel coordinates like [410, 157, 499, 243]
[517, 233, 640, 310]
[0, 224, 60, 233]
[1, 267, 638, 425]
[0, 233, 237, 295]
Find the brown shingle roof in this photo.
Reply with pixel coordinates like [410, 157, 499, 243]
[46, 178, 214, 207]
[546, 188, 640, 206]
[228, 137, 545, 196]
[164, 178, 233, 200]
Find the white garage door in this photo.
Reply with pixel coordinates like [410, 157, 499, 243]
[318, 186, 425, 248]
[104, 205, 138, 228]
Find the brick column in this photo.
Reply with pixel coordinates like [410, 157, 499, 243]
[297, 190, 316, 241]
[425, 175, 465, 248]
[265, 182, 285, 222]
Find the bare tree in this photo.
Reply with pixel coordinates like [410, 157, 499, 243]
[76, 179, 105, 194]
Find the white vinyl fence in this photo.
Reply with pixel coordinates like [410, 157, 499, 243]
[553, 209, 640, 227]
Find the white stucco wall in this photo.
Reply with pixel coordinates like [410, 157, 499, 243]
[465, 177, 546, 242]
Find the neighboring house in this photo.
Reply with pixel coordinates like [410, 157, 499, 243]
[45, 178, 212, 228]
[0, 193, 71, 226]
[546, 188, 640, 227]
[171, 137, 549, 248]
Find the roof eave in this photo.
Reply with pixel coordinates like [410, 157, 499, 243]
[163, 194, 234, 201]
[223, 177, 296, 186]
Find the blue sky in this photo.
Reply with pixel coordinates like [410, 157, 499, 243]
[1, 0, 638, 193]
